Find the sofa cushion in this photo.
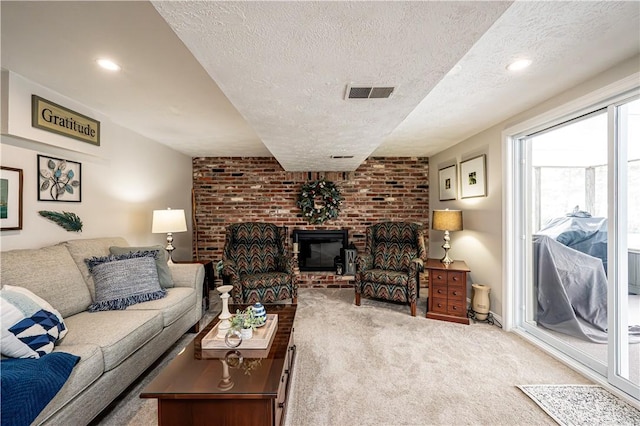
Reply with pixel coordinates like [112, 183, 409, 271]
[32, 344, 104, 425]
[109, 245, 175, 288]
[64, 237, 128, 301]
[1, 285, 68, 358]
[126, 287, 196, 327]
[85, 251, 166, 312]
[62, 310, 163, 371]
[0, 244, 91, 317]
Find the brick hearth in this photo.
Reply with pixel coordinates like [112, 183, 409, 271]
[192, 156, 429, 288]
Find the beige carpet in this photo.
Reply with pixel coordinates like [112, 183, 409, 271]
[94, 288, 592, 425]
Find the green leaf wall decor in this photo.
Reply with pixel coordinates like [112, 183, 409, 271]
[38, 210, 83, 232]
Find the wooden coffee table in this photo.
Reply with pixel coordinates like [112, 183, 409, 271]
[141, 304, 296, 426]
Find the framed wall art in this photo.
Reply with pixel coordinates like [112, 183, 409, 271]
[438, 164, 457, 201]
[1, 166, 23, 230]
[460, 154, 487, 198]
[37, 155, 82, 202]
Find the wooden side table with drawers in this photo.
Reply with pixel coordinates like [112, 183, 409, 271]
[425, 259, 470, 325]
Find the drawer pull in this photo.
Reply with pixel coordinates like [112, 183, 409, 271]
[452, 306, 457, 310]
[437, 289, 443, 294]
[452, 277, 458, 281]
[437, 303, 442, 308]
[437, 275, 443, 279]
[452, 291, 458, 296]
[279, 402, 285, 409]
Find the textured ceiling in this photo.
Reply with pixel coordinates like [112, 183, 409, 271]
[1, 1, 639, 171]
[152, 1, 511, 171]
[376, 1, 640, 157]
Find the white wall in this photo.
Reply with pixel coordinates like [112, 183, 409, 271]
[429, 126, 503, 312]
[429, 54, 640, 317]
[0, 72, 194, 260]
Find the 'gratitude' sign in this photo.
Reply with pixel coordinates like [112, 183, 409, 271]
[32, 95, 100, 146]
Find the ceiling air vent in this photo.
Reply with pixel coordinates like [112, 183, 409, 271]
[330, 155, 354, 159]
[346, 85, 395, 100]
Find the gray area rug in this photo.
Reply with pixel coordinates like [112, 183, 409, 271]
[94, 288, 602, 425]
[518, 385, 640, 426]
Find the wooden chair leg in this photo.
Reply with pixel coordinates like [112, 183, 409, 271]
[355, 293, 361, 306]
[410, 301, 417, 317]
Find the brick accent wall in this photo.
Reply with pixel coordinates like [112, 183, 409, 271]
[192, 157, 429, 288]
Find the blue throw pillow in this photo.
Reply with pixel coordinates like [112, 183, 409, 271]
[85, 251, 166, 312]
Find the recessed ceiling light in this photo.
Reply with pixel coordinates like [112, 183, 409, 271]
[506, 59, 532, 71]
[96, 58, 121, 71]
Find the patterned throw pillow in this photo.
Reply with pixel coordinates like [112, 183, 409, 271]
[108, 246, 175, 288]
[85, 251, 167, 312]
[0, 285, 68, 359]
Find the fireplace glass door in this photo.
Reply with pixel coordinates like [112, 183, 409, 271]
[293, 230, 347, 272]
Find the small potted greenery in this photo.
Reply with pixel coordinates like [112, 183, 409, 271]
[230, 306, 261, 339]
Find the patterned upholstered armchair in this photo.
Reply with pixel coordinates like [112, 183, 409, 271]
[222, 222, 297, 304]
[355, 222, 427, 316]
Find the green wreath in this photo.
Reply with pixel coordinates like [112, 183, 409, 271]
[297, 179, 343, 224]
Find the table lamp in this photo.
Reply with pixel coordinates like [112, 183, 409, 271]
[431, 209, 463, 265]
[152, 208, 187, 263]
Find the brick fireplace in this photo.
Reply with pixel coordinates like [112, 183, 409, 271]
[192, 156, 429, 288]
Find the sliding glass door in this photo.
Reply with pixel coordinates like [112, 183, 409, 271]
[611, 97, 640, 396]
[512, 94, 640, 401]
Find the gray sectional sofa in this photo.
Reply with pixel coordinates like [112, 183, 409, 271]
[1, 237, 204, 425]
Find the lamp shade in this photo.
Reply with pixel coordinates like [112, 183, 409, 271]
[152, 209, 187, 233]
[432, 209, 463, 232]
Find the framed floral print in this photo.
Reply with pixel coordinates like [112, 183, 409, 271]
[37, 155, 81, 202]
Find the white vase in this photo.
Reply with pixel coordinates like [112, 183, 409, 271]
[240, 327, 253, 340]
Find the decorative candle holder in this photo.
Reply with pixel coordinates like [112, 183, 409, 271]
[218, 358, 234, 391]
[292, 244, 300, 275]
[216, 285, 233, 338]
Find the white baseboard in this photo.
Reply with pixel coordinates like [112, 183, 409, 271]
[466, 297, 504, 326]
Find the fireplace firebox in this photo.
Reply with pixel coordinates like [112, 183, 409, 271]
[293, 229, 348, 272]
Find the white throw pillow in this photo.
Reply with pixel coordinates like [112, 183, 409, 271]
[0, 285, 68, 359]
